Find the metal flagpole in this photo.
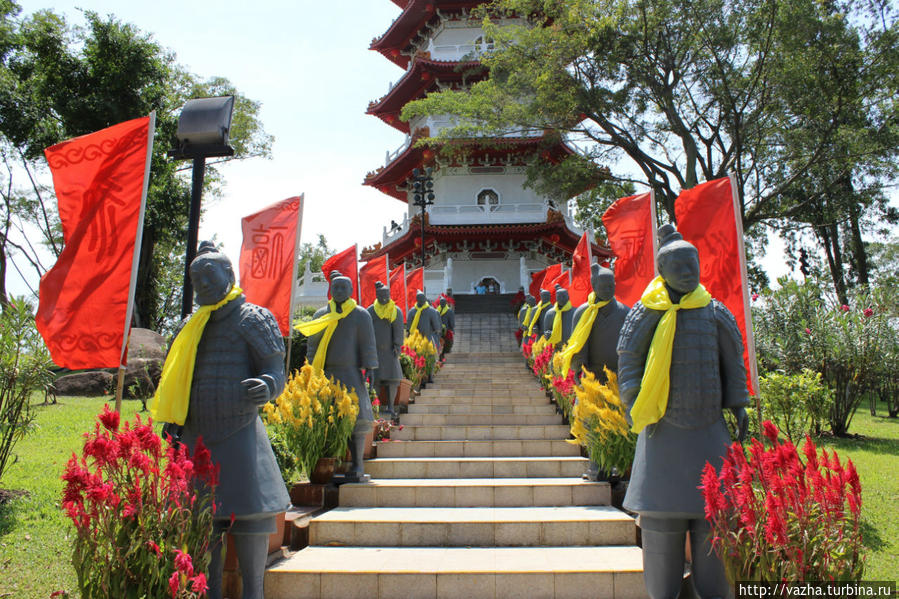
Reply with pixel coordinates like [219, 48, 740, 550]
[284, 193, 305, 376]
[649, 187, 660, 276]
[115, 111, 156, 413]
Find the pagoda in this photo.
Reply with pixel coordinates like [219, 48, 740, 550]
[362, 0, 610, 296]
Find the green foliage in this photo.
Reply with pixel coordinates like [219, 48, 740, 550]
[759, 369, 832, 442]
[0, 297, 52, 485]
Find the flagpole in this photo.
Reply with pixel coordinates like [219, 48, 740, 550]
[115, 111, 156, 414]
[354, 243, 361, 303]
[649, 188, 660, 276]
[284, 193, 305, 376]
[728, 172, 760, 397]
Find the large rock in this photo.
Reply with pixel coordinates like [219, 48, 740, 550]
[128, 328, 167, 362]
[122, 358, 162, 399]
[55, 371, 113, 397]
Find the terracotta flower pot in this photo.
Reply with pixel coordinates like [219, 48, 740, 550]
[309, 456, 337, 484]
[395, 379, 413, 407]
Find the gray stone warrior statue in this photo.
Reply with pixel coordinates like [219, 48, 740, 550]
[542, 286, 575, 346]
[367, 282, 404, 420]
[517, 294, 536, 331]
[437, 297, 455, 358]
[406, 291, 442, 351]
[158, 241, 289, 599]
[305, 272, 379, 482]
[571, 264, 631, 383]
[525, 288, 552, 338]
[617, 224, 749, 599]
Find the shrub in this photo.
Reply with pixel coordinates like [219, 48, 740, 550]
[61, 406, 216, 598]
[759, 369, 832, 442]
[701, 421, 864, 582]
[0, 298, 54, 485]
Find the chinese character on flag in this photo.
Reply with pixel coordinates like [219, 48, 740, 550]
[389, 264, 407, 315]
[239, 195, 303, 336]
[405, 266, 423, 316]
[568, 232, 593, 306]
[602, 192, 657, 308]
[359, 254, 390, 308]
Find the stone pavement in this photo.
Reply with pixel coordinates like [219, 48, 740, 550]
[265, 313, 644, 598]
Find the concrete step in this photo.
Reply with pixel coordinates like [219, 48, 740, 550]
[339, 478, 609, 507]
[400, 413, 562, 426]
[376, 439, 581, 458]
[407, 404, 557, 415]
[309, 506, 635, 547]
[425, 380, 538, 389]
[413, 393, 549, 405]
[366, 456, 588, 479]
[265, 546, 644, 599]
[392, 425, 570, 442]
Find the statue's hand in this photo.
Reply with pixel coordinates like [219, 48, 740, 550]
[241, 377, 271, 404]
[732, 406, 749, 443]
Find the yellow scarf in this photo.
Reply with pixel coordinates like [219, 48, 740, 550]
[521, 304, 533, 328]
[558, 292, 610, 376]
[526, 301, 547, 337]
[630, 276, 711, 433]
[295, 298, 358, 371]
[438, 304, 450, 316]
[373, 299, 397, 323]
[150, 285, 243, 425]
[547, 301, 573, 345]
[410, 303, 428, 333]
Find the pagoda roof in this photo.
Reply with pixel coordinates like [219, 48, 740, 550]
[372, 0, 486, 68]
[364, 135, 575, 202]
[361, 212, 611, 264]
[367, 58, 484, 133]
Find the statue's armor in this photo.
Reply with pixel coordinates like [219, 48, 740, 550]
[517, 305, 529, 329]
[407, 305, 442, 349]
[573, 299, 630, 381]
[440, 308, 455, 333]
[185, 299, 284, 443]
[542, 305, 575, 345]
[368, 304, 405, 384]
[617, 299, 749, 518]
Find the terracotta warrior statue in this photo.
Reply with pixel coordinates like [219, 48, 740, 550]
[517, 294, 536, 345]
[406, 291, 442, 351]
[155, 241, 289, 599]
[525, 288, 552, 339]
[570, 263, 630, 382]
[305, 271, 379, 482]
[367, 282, 404, 420]
[617, 224, 749, 599]
[542, 286, 575, 346]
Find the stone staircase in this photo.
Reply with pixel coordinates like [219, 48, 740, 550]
[265, 314, 644, 599]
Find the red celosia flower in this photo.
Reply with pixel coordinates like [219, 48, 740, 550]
[98, 404, 120, 432]
[190, 573, 208, 593]
[169, 572, 180, 598]
[700, 462, 726, 521]
[761, 420, 780, 444]
[173, 549, 194, 576]
[147, 540, 162, 557]
[863, 308, 874, 317]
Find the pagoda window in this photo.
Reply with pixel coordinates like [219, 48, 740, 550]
[474, 35, 495, 53]
[477, 188, 500, 212]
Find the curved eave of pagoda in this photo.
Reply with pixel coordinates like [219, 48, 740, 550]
[371, 0, 485, 68]
[363, 136, 576, 203]
[367, 58, 484, 133]
[361, 218, 611, 264]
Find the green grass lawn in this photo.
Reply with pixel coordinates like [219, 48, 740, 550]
[0, 396, 896, 598]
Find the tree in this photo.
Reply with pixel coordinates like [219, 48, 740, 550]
[0, 4, 272, 324]
[403, 0, 899, 295]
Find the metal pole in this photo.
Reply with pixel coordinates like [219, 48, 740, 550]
[181, 156, 206, 319]
[420, 200, 426, 269]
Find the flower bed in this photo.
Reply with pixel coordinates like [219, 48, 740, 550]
[568, 369, 636, 477]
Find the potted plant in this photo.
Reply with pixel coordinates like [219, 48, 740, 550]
[61, 406, 215, 598]
[262, 363, 359, 484]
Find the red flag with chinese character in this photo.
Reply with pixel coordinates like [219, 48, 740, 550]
[405, 266, 423, 314]
[602, 192, 656, 308]
[389, 264, 407, 315]
[359, 254, 390, 308]
[36, 115, 153, 369]
[675, 176, 758, 395]
[322, 244, 359, 301]
[531, 263, 562, 298]
[239, 196, 303, 336]
[569, 232, 593, 306]
[547, 268, 570, 303]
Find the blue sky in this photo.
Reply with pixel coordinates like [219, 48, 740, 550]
[10, 0, 411, 295]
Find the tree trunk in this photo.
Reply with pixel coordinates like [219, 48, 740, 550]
[816, 223, 849, 305]
[0, 241, 7, 308]
[847, 199, 869, 287]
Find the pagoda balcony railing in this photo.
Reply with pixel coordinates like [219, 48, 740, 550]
[428, 42, 493, 62]
[429, 201, 550, 225]
[383, 134, 413, 168]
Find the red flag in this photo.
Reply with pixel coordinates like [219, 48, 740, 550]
[675, 176, 758, 395]
[321, 244, 359, 301]
[36, 115, 153, 370]
[405, 266, 423, 314]
[602, 192, 657, 307]
[530, 263, 562, 298]
[529, 266, 549, 298]
[239, 196, 303, 336]
[547, 268, 571, 303]
[389, 264, 407, 314]
[359, 254, 390, 308]
[569, 232, 593, 305]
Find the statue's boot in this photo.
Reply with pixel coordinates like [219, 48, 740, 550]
[345, 424, 369, 481]
[233, 533, 270, 599]
[206, 528, 225, 599]
[386, 383, 398, 419]
[640, 517, 687, 599]
[689, 519, 730, 599]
